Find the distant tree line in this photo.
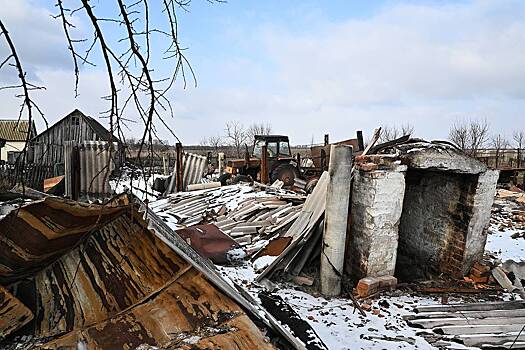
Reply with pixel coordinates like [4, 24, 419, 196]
[200, 121, 272, 157]
[449, 119, 524, 168]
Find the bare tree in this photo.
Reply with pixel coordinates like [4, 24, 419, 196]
[199, 137, 209, 147]
[225, 121, 247, 157]
[469, 119, 490, 157]
[514, 131, 525, 167]
[1, 0, 220, 190]
[208, 135, 223, 153]
[449, 119, 490, 157]
[449, 121, 469, 152]
[492, 134, 509, 168]
[379, 123, 414, 143]
[246, 122, 272, 141]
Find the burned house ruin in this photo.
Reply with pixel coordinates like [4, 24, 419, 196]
[348, 141, 499, 282]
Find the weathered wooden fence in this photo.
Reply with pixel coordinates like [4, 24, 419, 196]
[0, 164, 54, 192]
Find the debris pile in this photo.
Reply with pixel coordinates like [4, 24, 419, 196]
[0, 194, 303, 349]
[3, 134, 525, 350]
[491, 188, 525, 238]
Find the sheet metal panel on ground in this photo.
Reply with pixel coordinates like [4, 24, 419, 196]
[0, 193, 299, 349]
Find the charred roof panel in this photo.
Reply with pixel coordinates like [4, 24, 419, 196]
[0, 194, 292, 349]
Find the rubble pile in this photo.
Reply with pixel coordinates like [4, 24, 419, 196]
[0, 194, 303, 349]
[2, 137, 525, 350]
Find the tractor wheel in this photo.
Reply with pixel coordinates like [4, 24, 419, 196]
[271, 164, 299, 187]
[219, 173, 232, 186]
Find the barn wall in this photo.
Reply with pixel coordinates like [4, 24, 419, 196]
[29, 112, 106, 169]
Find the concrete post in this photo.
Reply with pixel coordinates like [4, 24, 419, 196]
[162, 155, 168, 175]
[175, 143, 184, 192]
[321, 144, 353, 296]
[218, 152, 225, 175]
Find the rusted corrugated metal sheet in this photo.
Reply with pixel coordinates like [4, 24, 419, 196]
[0, 285, 33, 339]
[176, 224, 240, 264]
[0, 194, 300, 349]
[166, 152, 208, 193]
[43, 175, 64, 193]
[0, 196, 127, 284]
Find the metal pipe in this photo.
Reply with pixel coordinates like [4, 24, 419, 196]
[261, 145, 269, 184]
[186, 182, 221, 191]
[320, 144, 353, 296]
[175, 143, 183, 192]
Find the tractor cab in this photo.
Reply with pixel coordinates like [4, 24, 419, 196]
[252, 135, 292, 160]
[221, 134, 299, 187]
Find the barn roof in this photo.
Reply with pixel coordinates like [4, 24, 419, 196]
[0, 119, 36, 142]
[82, 113, 120, 143]
[32, 109, 121, 144]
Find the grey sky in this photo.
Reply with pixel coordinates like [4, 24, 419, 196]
[0, 0, 524, 145]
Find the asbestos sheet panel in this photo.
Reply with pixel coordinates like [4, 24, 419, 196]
[166, 152, 208, 194]
[183, 152, 208, 190]
[176, 224, 240, 264]
[256, 171, 329, 281]
[0, 285, 33, 339]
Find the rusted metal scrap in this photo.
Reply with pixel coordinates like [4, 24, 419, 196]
[0, 196, 126, 284]
[0, 285, 33, 339]
[0, 194, 302, 349]
[175, 224, 240, 264]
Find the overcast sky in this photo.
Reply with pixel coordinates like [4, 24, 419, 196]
[0, 0, 524, 145]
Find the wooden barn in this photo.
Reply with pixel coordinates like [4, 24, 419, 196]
[29, 109, 122, 169]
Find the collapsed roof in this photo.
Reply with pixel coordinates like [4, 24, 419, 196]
[0, 193, 304, 349]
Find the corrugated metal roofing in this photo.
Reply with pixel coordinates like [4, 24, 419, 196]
[166, 151, 208, 193]
[0, 120, 35, 141]
[0, 193, 303, 349]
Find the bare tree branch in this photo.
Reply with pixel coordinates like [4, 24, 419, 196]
[225, 121, 247, 157]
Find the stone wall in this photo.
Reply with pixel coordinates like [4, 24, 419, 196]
[395, 170, 478, 280]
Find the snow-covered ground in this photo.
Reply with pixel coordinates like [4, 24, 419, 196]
[110, 178, 524, 350]
[486, 191, 525, 262]
[109, 169, 166, 201]
[218, 262, 486, 350]
[486, 225, 525, 262]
